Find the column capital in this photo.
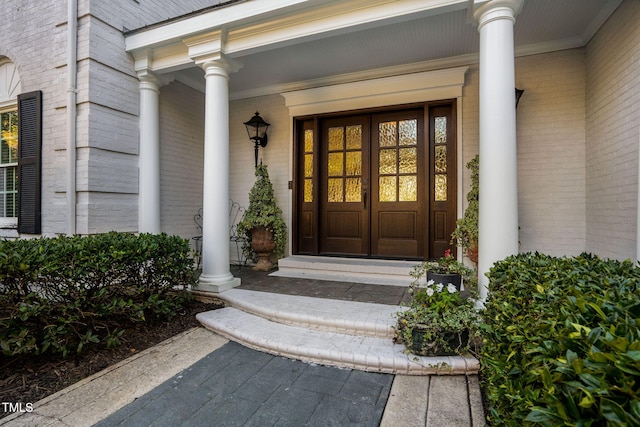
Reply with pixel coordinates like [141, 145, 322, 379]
[184, 29, 241, 75]
[137, 69, 161, 91]
[199, 54, 242, 77]
[472, 0, 524, 29]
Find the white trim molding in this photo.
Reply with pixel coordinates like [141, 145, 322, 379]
[282, 66, 468, 117]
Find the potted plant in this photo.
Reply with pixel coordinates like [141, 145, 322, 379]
[236, 164, 287, 271]
[394, 261, 479, 356]
[451, 155, 478, 264]
[414, 250, 476, 291]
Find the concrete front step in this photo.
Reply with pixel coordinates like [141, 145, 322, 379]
[272, 255, 419, 286]
[217, 288, 402, 338]
[196, 289, 479, 375]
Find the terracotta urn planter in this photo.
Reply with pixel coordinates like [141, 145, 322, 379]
[467, 246, 478, 265]
[250, 226, 276, 271]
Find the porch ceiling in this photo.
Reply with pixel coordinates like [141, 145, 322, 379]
[129, 0, 622, 99]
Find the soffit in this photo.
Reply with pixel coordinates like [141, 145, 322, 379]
[131, 0, 622, 99]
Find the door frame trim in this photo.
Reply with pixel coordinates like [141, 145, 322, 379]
[284, 67, 468, 259]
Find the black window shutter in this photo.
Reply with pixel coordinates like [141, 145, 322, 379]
[17, 90, 42, 234]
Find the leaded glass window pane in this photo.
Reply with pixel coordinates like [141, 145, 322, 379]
[435, 116, 447, 144]
[328, 127, 344, 151]
[304, 129, 314, 153]
[435, 174, 447, 201]
[328, 178, 343, 202]
[399, 176, 417, 201]
[304, 154, 313, 178]
[379, 122, 397, 147]
[304, 179, 313, 203]
[398, 148, 417, 174]
[435, 145, 447, 173]
[399, 119, 417, 146]
[379, 149, 397, 175]
[379, 176, 397, 202]
[345, 151, 361, 176]
[345, 178, 361, 202]
[328, 152, 343, 176]
[346, 125, 362, 149]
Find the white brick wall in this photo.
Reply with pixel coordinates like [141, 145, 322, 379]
[441, 50, 587, 257]
[585, 0, 640, 260]
[514, 49, 587, 256]
[0, 0, 224, 236]
[159, 81, 204, 242]
[229, 94, 291, 258]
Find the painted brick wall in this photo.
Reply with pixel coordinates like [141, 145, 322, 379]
[514, 49, 587, 256]
[0, 1, 222, 236]
[229, 94, 292, 258]
[75, 0, 223, 233]
[461, 49, 587, 257]
[585, 0, 640, 260]
[0, 2, 68, 235]
[159, 81, 204, 243]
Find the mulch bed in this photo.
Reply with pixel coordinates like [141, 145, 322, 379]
[0, 299, 223, 418]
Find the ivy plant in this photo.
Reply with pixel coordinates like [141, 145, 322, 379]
[236, 164, 287, 261]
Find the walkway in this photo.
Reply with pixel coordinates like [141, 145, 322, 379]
[1, 267, 485, 426]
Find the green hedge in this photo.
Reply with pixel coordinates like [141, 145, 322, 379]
[481, 253, 640, 426]
[0, 232, 196, 357]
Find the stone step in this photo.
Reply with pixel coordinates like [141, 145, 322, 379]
[217, 289, 401, 338]
[272, 255, 420, 286]
[196, 289, 479, 375]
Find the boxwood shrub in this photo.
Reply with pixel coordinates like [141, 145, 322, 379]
[481, 252, 640, 426]
[0, 232, 197, 357]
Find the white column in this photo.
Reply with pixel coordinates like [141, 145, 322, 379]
[474, 0, 523, 304]
[138, 72, 161, 234]
[198, 60, 240, 292]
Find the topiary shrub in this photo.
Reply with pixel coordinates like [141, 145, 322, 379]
[480, 252, 640, 426]
[0, 232, 196, 357]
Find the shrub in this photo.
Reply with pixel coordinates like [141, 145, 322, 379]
[481, 252, 640, 426]
[0, 232, 196, 357]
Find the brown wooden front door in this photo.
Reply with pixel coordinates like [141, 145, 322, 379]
[294, 103, 456, 260]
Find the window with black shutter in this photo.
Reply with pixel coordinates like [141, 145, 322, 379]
[17, 90, 42, 234]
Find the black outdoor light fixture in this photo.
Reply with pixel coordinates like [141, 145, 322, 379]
[244, 111, 270, 167]
[515, 88, 524, 108]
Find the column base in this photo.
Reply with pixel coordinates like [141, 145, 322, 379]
[197, 274, 241, 293]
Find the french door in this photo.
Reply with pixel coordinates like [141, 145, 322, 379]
[294, 103, 456, 260]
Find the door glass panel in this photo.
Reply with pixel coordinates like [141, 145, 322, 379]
[399, 119, 417, 146]
[328, 178, 344, 202]
[304, 129, 314, 152]
[345, 178, 361, 202]
[435, 145, 447, 173]
[345, 151, 361, 176]
[379, 176, 397, 202]
[328, 152, 343, 176]
[399, 176, 417, 201]
[328, 127, 344, 150]
[379, 122, 397, 147]
[435, 116, 447, 144]
[304, 179, 313, 202]
[304, 154, 313, 178]
[346, 125, 362, 149]
[435, 174, 447, 201]
[303, 129, 314, 203]
[379, 149, 397, 174]
[399, 148, 417, 174]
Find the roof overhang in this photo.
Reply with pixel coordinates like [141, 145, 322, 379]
[125, 0, 623, 99]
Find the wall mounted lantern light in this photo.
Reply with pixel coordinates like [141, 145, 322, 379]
[244, 111, 270, 167]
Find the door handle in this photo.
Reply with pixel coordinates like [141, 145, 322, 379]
[363, 190, 367, 209]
